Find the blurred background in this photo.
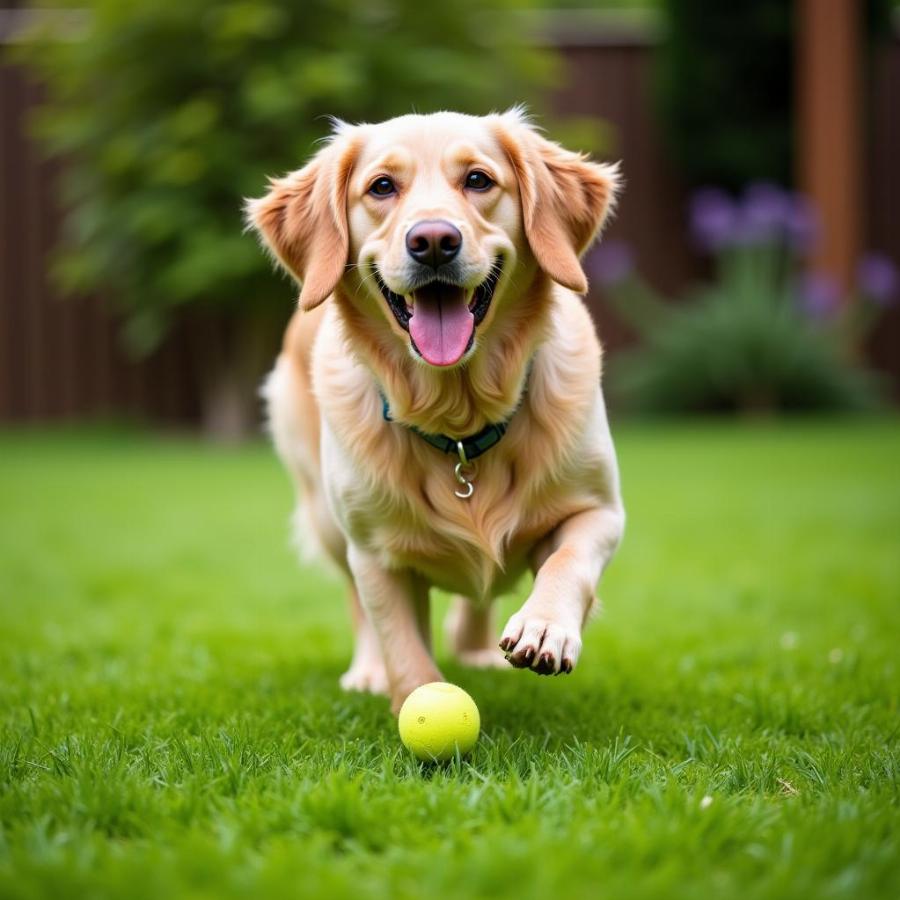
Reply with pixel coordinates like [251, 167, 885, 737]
[1, 0, 898, 438]
[3, 6, 900, 894]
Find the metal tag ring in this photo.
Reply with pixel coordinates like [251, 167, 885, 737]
[454, 460, 475, 485]
[453, 449, 476, 499]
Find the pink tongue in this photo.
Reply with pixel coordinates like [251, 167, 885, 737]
[409, 284, 474, 367]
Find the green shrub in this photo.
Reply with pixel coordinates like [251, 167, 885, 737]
[589, 184, 894, 414]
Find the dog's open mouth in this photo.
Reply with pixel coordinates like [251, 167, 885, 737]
[376, 263, 501, 367]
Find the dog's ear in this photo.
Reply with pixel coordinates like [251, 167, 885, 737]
[246, 129, 360, 310]
[493, 111, 620, 294]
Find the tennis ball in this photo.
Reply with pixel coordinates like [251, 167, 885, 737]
[398, 682, 480, 761]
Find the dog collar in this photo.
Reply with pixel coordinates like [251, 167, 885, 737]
[378, 362, 532, 500]
[381, 396, 510, 461]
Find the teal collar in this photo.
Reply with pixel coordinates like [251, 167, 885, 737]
[381, 394, 510, 461]
[379, 361, 532, 464]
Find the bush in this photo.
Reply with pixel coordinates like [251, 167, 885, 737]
[589, 184, 896, 414]
[15, 0, 555, 435]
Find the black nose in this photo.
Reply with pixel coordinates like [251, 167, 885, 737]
[405, 220, 462, 268]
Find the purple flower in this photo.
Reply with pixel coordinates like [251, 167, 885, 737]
[738, 182, 791, 244]
[783, 194, 820, 253]
[688, 184, 822, 255]
[689, 188, 739, 252]
[797, 272, 842, 319]
[857, 253, 898, 307]
[588, 239, 635, 287]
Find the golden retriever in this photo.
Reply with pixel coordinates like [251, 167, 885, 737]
[247, 109, 624, 713]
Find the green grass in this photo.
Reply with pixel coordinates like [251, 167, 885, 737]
[1, 421, 898, 900]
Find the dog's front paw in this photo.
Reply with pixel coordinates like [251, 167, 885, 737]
[499, 612, 582, 675]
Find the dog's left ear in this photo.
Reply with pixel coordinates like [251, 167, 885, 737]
[493, 112, 620, 294]
[246, 129, 360, 310]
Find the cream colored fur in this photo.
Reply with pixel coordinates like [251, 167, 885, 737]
[248, 110, 625, 713]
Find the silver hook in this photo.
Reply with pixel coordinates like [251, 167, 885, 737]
[453, 441, 475, 499]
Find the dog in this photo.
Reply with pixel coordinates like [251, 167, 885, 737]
[247, 109, 625, 713]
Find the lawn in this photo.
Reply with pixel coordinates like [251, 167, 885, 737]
[0, 421, 898, 900]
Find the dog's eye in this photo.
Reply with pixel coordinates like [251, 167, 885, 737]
[368, 176, 396, 197]
[465, 170, 494, 192]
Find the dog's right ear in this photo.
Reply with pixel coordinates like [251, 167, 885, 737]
[245, 130, 360, 310]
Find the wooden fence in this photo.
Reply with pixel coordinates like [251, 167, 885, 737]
[1, 28, 898, 425]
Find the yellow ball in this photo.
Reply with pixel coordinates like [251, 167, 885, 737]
[398, 682, 480, 761]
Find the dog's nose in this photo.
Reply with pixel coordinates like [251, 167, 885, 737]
[405, 220, 462, 268]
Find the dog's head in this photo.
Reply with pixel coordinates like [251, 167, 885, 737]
[248, 110, 619, 368]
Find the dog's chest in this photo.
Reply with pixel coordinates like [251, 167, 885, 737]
[337, 448, 587, 599]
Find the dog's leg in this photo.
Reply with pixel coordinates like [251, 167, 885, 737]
[444, 596, 507, 669]
[500, 505, 624, 675]
[347, 546, 442, 714]
[339, 585, 389, 695]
